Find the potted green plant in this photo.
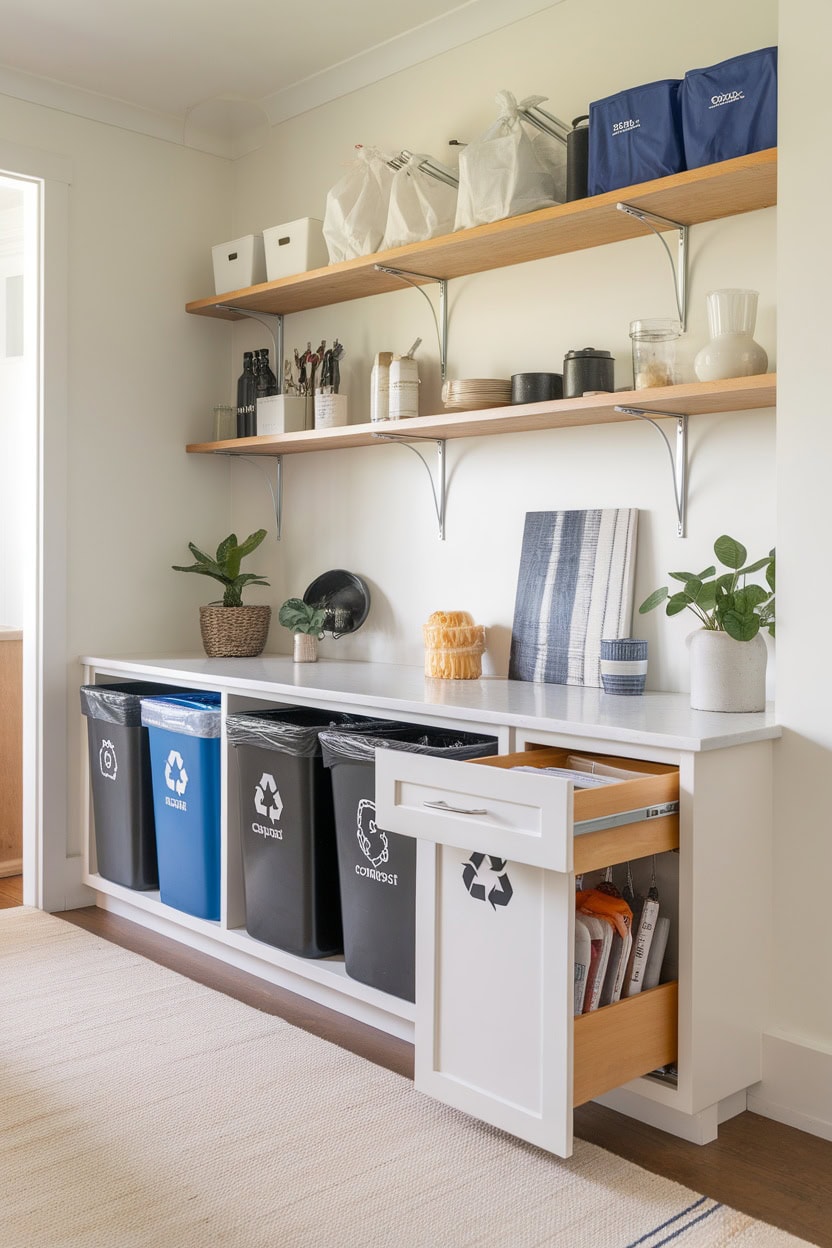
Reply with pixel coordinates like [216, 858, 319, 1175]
[639, 535, 775, 712]
[173, 530, 272, 657]
[278, 597, 326, 663]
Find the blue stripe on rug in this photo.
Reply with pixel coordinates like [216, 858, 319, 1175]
[624, 1196, 724, 1248]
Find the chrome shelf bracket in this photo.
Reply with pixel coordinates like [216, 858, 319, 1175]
[215, 451, 283, 540]
[216, 307, 285, 384]
[374, 265, 449, 381]
[372, 432, 447, 539]
[615, 406, 688, 537]
[615, 203, 689, 331]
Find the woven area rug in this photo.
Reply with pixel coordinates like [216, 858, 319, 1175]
[0, 908, 809, 1248]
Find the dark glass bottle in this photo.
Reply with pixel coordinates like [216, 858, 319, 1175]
[256, 348, 278, 398]
[236, 351, 257, 437]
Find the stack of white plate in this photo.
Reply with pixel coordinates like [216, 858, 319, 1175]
[441, 378, 512, 412]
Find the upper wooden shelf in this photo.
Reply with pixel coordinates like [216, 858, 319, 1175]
[187, 374, 776, 457]
[186, 149, 777, 321]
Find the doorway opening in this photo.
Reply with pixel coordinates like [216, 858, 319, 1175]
[0, 174, 37, 907]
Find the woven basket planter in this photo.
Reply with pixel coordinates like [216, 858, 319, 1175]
[199, 605, 271, 658]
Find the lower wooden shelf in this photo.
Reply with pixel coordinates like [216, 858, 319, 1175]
[186, 374, 776, 457]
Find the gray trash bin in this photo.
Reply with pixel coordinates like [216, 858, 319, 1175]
[320, 726, 497, 1001]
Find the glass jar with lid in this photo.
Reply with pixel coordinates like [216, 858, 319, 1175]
[629, 319, 681, 389]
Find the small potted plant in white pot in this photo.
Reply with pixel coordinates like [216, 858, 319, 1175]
[278, 598, 327, 662]
[173, 530, 271, 657]
[639, 534, 775, 712]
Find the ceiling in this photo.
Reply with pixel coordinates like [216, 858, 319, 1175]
[0, 0, 563, 157]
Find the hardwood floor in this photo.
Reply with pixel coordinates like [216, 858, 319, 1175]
[0, 874, 22, 908]
[34, 904, 832, 1247]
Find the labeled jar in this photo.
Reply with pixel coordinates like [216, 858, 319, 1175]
[388, 353, 420, 420]
[563, 347, 615, 398]
[630, 319, 681, 389]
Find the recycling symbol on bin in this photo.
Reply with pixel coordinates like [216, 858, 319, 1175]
[164, 749, 188, 796]
[254, 773, 283, 824]
[357, 798, 389, 868]
[462, 852, 513, 910]
[99, 739, 118, 782]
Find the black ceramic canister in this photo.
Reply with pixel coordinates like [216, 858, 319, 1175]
[510, 372, 564, 404]
[563, 347, 615, 398]
[566, 115, 590, 202]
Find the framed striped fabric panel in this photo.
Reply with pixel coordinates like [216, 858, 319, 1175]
[508, 509, 639, 687]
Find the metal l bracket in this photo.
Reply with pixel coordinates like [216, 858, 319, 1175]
[374, 265, 449, 381]
[372, 432, 446, 539]
[215, 451, 283, 540]
[615, 203, 689, 331]
[615, 406, 688, 537]
[216, 307, 285, 386]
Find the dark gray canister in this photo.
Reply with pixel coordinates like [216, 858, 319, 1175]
[566, 115, 590, 202]
[563, 347, 615, 397]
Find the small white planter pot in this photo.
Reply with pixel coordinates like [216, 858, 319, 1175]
[293, 632, 318, 663]
[688, 630, 767, 712]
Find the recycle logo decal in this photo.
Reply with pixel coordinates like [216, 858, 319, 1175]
[462, 852, 513, 909]
[254, 773, 283, 824]
[99, 739, 118, 781]
[357, 798, 388, 868]
[164, 749, 188, 796]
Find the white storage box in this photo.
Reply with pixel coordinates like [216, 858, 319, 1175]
[263, 218, 329, 281]
[212, 234, 266, 295]
[256, 395, 310, 436]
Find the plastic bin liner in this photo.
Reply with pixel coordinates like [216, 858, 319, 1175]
[80, 682, 187, 726]
[320, 726, 497, 767]
[140, 691, 221, 738]
[225, 707, 394, 757]
[588, 78, 684, 196]
[680, 46, 777, 170]
[320, 725, 497, 1001]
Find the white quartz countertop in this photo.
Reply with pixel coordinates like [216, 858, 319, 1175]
[81, 653, 780, 753]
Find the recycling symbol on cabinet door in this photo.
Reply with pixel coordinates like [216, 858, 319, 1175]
[356, 798, 389, 868]
[99, 739, 118, 781]
[461, 852, 513, 910]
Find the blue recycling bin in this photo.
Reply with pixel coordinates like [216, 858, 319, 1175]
[141, 691, 222, 920]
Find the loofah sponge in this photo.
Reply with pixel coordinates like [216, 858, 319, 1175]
[423, 610, 485, 679]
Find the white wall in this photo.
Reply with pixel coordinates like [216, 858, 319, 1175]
[0, 195, 26, 627]
[226, 0, 777, 694]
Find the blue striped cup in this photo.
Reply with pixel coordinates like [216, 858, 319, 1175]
[600, 638, 648, 695]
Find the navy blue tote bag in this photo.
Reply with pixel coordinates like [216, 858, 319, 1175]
[588, 78, 685, 196]
[680, 46, 777, 169]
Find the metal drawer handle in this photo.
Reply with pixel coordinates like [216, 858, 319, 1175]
[423, 799, 489, 816]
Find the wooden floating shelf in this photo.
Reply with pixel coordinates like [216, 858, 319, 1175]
[185, 149, 777, 321]
[186, 374, 776, 457]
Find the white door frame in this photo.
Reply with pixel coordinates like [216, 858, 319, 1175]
[0, 139, 75, 911]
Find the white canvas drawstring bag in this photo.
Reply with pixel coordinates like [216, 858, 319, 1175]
[323, 146, 396, 263]
[382, 156, 458, 250]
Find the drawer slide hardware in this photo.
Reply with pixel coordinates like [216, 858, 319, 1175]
[574, 800, 679, 837]
[423, 799, 489, 816]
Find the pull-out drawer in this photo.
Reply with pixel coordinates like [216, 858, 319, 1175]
[375, 745, 679, 1158]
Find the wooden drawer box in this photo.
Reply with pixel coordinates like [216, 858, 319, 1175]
[375, 745, 679, 1157]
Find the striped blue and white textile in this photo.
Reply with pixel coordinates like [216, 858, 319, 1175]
[509, 509, 639, 687]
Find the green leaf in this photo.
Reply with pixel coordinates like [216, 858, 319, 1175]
[696, 566, 717, 581]
[694, 582, 717, 612]
[666, 592, 690, 616]
[714, 535, 747, 570]
[235, 529, 268, 559]
[722, 610, 760, 641]
[738, 556, 771, 577]
[669, 570, 698, 583]
[171, 563, 227, 585]
[740, 584, 770, 609]
[188, 543, 214, 566]
[278, 598, 325, 634]
[638, 587, 668, 614]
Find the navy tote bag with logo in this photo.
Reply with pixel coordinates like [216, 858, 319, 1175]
[588, 78, 685, 196]
[680, 46, 777, 169]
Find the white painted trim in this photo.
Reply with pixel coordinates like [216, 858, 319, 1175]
[262, 0, 567, 127]
[0, 1, 565, 154]
[748, 1033, 832, 1143]
[595, 1087, 720, 1146]
[0, 136, 73, 186]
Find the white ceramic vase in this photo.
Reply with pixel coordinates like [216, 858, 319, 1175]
[293, 632, 318, 662]
[694, 288, 768, 382]
[688, 629, 767, 712]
